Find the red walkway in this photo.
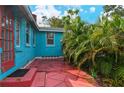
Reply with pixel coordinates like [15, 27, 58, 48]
[26, 58, 98, 87]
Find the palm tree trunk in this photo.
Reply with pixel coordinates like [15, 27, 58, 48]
[92, 47, 105, 66]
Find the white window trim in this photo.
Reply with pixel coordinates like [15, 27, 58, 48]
[16, 19, 20, 47]
[46, 32, 55, 47]
[26, 43, 31, 47]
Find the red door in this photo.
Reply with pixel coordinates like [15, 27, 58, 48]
[0, 6, 15, 72]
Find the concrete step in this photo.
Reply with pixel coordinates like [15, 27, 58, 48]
[0, 68, 37, 87]
[31, 72, 46, 87]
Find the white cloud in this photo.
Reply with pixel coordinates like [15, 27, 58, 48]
[80, 9, 83, 12]
[63, 11, 68, 16]
[32, 5, 62, 27]
[90, 7, 96, 13]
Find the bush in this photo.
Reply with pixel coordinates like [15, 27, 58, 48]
[62, 9, 124, 87]
[100, 62, 112, 77]
[112, 65, 124, 86]
[95, 51, 114, 78]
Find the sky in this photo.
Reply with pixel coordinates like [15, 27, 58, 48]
[29, 5, 104, 26]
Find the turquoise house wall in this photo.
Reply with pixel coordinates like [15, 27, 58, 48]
[0, 6, 63, 80]
[36, 31, 63, 57]
[0, 6, 38, 80]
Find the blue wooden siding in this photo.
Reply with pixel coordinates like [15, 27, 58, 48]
[36, 31, 63, 57]
[0, 6, 63, 80]
[0, 6, 38, 80]
[0, 48, 2, 53]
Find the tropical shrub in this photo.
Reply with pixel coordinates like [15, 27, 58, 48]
[62, 9, 124, 86]
[111, 65, 124, 86]
[100, 61, 112, 77]
[96, 51, 114, 77]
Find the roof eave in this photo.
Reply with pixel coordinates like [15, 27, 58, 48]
[39, 28, 64, 32]
[18, 5, 39, 31]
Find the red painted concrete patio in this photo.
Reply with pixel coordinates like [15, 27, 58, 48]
[0, 58, 99, 87]
[26, 58, 98, 87]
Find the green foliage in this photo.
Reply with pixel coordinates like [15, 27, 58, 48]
[98, 65, 124, 86]
[48, 16, 64, 28]
[118, 53, 124, 64]
[100, 61, 112, 77]
[62, 9, 124, 87]
[95, 51, 114, 78]
[103, 5, 124, 17]
[90, 68, 97, 79]
[107, 65, 124, 86]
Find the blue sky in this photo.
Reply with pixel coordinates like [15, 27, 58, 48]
[29, 5, 103, 26]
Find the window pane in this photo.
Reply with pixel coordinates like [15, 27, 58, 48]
[10, 32, 12, 40]
[26, 23, 30, 45]
[10, 41, 12, 50]
[47, 39, 54, 45]
[2, 40, 4, 50]
[26, 33, 29, 44]
[6, 29, 8, 40]
[1, 17, 5, 27]
[6, 16, 9, 29]
[6, 41, 9, 51]
[47, 32, 54, 39]
[16, 30, 19, 46]
[16, 20, 20, 46]
[1, 29, 4, 39]
[33, 31, 36, 46]
[10, 18, 13, 31]
[47, 32, 54, 45]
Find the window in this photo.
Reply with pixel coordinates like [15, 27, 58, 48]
[46, 32, 54, 46]
[33, 30, 36, 46]
[16, 19, 20, 47]
[26, 23, 30, 46]
[1, 17, 5, 27]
